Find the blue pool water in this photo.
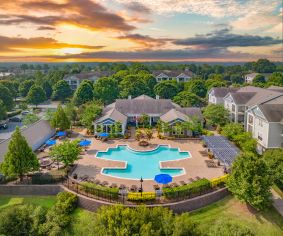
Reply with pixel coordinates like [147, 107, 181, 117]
[96, 145, 190, 180]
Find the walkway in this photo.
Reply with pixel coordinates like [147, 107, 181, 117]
[271, 189, 283, 217]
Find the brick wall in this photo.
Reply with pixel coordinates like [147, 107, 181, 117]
[0, 185, 63, 195]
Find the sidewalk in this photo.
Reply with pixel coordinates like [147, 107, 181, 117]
[271, 189, 283, 217]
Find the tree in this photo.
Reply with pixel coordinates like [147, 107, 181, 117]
[0, 84, 14, 111]
[73, 80, 94, 106]
[221, 123, 244, 140]
[252, 74, 266, 85]
[26, 85, 47, 106]
[52, 80, 72, 102]
[205, 79, 227, 90]
[0, 80, 18, 98]
[119, 75, 150, 98]
[144, 128, 153, 141]
[49, 140, 81, 167]
[42, 80, 53, 98]
[254, 59, 276, 73]
[154, 81, 179, 99]
[185, 79, 207, 97]
[93, 77, 119, 104]
[0, 205, 46, 236]
[139, 113, 150, 128]
[233, 132, 257, 153]
[263, 148, 283, 188]
[50, 105, 71, 131]
[23, 113, 40, 126]
[19, 80, 34, 97]
[64, 102, 77, 129]
[79, 102, 102, 131]
[203, 104, 229, 126]
[267, 72, 283, 86]
[0, 99, 7, 120]
[230, 74, 244, 84]
[227, 152, 272, 210]
[0, 127, 39, 180]
[173, 91, 204, 107]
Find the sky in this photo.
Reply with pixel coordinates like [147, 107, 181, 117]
[0, 0, 282, 62]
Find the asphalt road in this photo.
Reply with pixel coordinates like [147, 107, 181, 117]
[0, 121, 23, 140]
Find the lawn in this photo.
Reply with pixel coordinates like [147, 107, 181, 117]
[0, 195, 282, 235]
[190, 195, 283, 236]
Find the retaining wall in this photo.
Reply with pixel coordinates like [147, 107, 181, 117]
[0, 185, 230, 213]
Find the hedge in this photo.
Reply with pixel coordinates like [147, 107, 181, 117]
[210, 174, 229, 188]
[7, 109, 22, 118]
[163, 178, 211, 200]
[79, 182, 119, 199]
[127, 192, 156, 202]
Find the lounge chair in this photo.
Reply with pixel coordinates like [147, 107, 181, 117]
[93, 179, 100, 185]
[170, 182, 178, 188]
[130, 185, 138, 192]
[110, 183, 118, 188]
[101, 181, 109, 186]
[179, 181, 186, 185]
[80, 175, 89, 181]
[195, 176, 201, 180]
[119, 184, 126, 189]
[163, 184, 170, 188]
[188, 178, 194, 183]
[153, 184, 160, 190]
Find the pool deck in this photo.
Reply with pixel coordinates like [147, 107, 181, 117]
[73, 135, 224, 191]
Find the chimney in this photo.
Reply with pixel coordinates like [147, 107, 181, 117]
[156, 95, 160, 100]
[128, 95, 132, 100]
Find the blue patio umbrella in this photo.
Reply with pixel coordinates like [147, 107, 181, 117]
[45, 139, 56, 146]
[99, 132, 109, 137]
[154, 174, 172, 184]
[56, 131, 67, 137]
[79, 140, 91, 147]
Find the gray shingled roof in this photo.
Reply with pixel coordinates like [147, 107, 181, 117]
[64, 71, 113, 80]
[257, 95, 283, 122]
[210, 87, 239, 98]
[0, 120, 55, 163]
[160, 108, 203, 123]
[95, 108, 127, 124]
[268, 86, 283, 92]
[152, 70, 194, 77]
[230, 92, 256, 104]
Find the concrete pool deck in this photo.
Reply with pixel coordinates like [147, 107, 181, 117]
[73, 135, 224, 191]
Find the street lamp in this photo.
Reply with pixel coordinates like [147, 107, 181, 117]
[140, 177, 143, 197]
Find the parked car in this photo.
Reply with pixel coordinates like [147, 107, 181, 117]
[22, 110, 31, 115]
[0, 123, 8, 129]
[9, 116, 22, 122]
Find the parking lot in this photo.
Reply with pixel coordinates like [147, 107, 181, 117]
[0, 121, 23, 141]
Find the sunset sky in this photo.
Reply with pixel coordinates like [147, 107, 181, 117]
[0, 0, 282, 62]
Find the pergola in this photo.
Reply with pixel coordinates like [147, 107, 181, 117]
[202, 135, 240, 166]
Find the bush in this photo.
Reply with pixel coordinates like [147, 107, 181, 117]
[127, 192, 156, 202]
[80, 181, 119, 199]
[7, 109, 22, 117]
[163, 178, 211, 199]
[56, 192, 78, 213]
[210, 174, 229, 188]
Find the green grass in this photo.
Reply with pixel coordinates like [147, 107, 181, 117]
[0, 195, 282, 236]
[190, 195, 283, 236]
[0, 195, 56, 211]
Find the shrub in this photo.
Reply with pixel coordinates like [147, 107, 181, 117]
[210, 174, 229, 188]
[80, 181, 119, 199]
[56, 191, 78, 213]
[7, 109, 22, 117]
[163, 178, 211, 199]
[127, 192, 156, 202]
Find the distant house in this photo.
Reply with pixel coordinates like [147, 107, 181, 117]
[63, 71, 113, 90]
[0, 120, 55, 164]
[246, 94, 283, 153]
[244, 73, 271, 84]
[208, 87, 239, 104]
[93, 95, 203, 136]
[152, 69, 194, 83]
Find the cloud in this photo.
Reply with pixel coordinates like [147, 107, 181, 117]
[37, 26, 56, 31]
[117, 34, 171, 47]
[0, 0, 135, 32]
[124, 2, 151, 14]
[0, 35, 104, 52]
[173, 28, 282, 48]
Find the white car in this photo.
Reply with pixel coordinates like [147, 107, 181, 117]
[22, 111, 31, 115]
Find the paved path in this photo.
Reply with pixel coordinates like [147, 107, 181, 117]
[271, 189, 283, 217]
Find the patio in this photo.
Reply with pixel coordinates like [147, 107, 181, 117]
[72, 131, 224, 191]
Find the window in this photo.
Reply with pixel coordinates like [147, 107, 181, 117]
[258, 119, 263, 127]
[248, 115, 253, 124]
[258, 132, 263, 141]
[232, 104, 235, 112]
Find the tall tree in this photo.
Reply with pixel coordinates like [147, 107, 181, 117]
[254, 59, 276, 73]
[227, 152, 272, 210]
[52, 80, 72, 102]
[185, 79, 207, 97]
[93, 77, 119, 104]
[50, 105, 70, 131]
[119, 75, 149, 98]
[0, 127, 39, 180]
[252, 74, 266, 85]
[73, 80, 94, 106]
[49, 140, 81, 168]
[19, 80, 34, 97]
[26, 85, 47, 106]
[203, 104, 229, 126]
[79, 102, 102, 131]
[154, 81, 179, 99]
[173, 91, 204, 107]
[267, 72, 283, 86]
[0, 99, 7, 120]
[0, 84, 14, 111]
[42, 80, 53, 99]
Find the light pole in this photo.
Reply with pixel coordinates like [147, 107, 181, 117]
[140, 177, 143, 197]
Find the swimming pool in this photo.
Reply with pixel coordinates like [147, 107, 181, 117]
[96, 145, 190, 180]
